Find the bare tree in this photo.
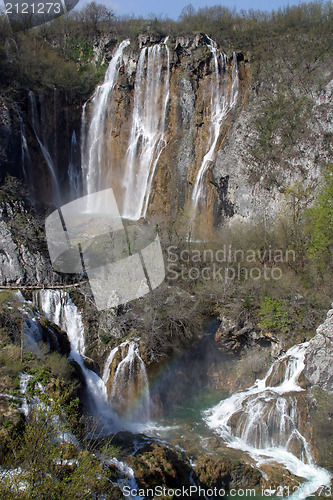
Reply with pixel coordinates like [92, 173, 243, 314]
[79, 1, 115, 31]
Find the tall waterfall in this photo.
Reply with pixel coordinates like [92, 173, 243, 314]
[28, 91, 61, 205]
[81, 39, 130, 201]
[205, 343, 332, 498]
[121, 38, 170, 220]
[191, 37, 239, 213]
[81, 38, 170, 220]
[102, 340, 150, 422]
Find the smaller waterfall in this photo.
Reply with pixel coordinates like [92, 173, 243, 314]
[16, 106, 30, 183]
[191, 37, 239, 214]
[37, 290, 116, 431]
[103, 340, 151, 422]
[82, 39, 130, 202]
[36, 290, 151, 430]
[107, 458, 144, 500]
[53, 88, 58, 174]
[68, 130, 81, 201]
[205, 343, 332, 498]
[28, 91, 61, 205]
[122, 38, 170, 220]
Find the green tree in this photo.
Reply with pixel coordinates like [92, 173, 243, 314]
[259, 297, 290, 334]
[306, 164, 333, 274]
[1, 389, 110, 499]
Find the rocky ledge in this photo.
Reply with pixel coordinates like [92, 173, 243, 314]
[304, 304, 333, 394]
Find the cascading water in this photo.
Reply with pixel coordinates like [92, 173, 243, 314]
[81, 38, 169, 219]
[121, 38, 170, 220]
[205, 343, 332, 498]
[36, 290, 117, 431]
[191, 37, 239, 214]
[81, 39, 130, 204]
[16, 106, 30, 183]
[28, 91, 61, 205]
[36, 290, 151, 430]
[68, 130, 81, 201]
[102, 340, 150, 422]
[53, 88, 58, 173]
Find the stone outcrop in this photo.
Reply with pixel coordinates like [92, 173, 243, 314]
[212, 73, 333, 227]
[304, 304, 333, 394]
[0, 201, 56, 286]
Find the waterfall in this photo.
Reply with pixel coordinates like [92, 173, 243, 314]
[107, 458, 144, 500]
[191, 38, 239, 213]
[82, 39, 130, 202]
[53, 88, 58, 175]
[36, 290, 151, 430]
[68, 130, 81, 200]
[102, 340, 151, 422]
[28, 91, 61, 205]
[81, 38, 169, 220]
[16, 106, 30, 183]
[205, 343, 332, 498]
[122, 38, 170, 220]
[37, 289, 116, 431]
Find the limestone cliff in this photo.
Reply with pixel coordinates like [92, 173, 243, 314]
[304, 304, 333, 394]
[0, 200, 57, 286]
[1, 32, 332, 235]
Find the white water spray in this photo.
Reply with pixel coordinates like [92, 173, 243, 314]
[81, 38, 169, 219]
[191, 37, 239, 213]
[103, 340, 151, 422]
[68, 130, 81, 200]
[28, 91, 61, 205]
[37, 290, 116, 431]
[82, 40, 130, 203]
[122, 38, 170, 219]
[205, 343, 332, 498]
[36, 290, 151, 430]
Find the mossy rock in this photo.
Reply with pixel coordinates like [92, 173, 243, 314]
[130, 442, 193, 490]
[196, 455, 261, 490]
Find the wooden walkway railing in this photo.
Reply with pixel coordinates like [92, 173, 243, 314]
[0, 281, 87, 291]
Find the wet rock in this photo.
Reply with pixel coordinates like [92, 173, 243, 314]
[260, 464, 302, 491]
[83, 356, 100, 376]
[38, 318, 71, 356]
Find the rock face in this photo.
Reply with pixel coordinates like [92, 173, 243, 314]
[3, 33, 332, 234]
[304, 304, 333, 394]
[0, 201, 56, 286]
[0, 88, 84, 207]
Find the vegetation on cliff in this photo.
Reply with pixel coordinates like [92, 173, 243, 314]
[0, 1, 332, 95]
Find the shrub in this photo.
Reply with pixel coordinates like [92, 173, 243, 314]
[305, 164, 333, 274]
[259, 297, 290, 334]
